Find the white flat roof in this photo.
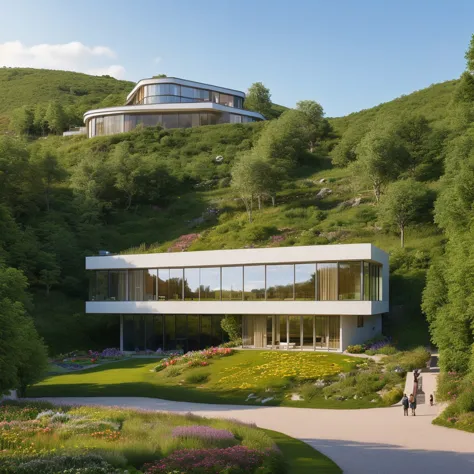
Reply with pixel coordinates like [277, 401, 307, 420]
[86, 244, 388, 270]
[83, 102, 265, 123]
[126, 77, 246, 105]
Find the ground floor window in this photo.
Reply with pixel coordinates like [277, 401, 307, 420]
[122, 314, 227, 352]
[242, 315, 341, 350]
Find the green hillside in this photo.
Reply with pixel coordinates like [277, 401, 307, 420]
[0, 67, 134, 130]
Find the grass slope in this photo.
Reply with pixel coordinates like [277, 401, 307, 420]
[264, 429, 342, 474]
[0, 68, 133, 130]
[28, 352, 392, 409]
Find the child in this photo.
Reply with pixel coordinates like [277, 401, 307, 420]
[430, 394, 434, 406]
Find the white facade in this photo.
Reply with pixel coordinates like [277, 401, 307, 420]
[86, 244, 389, 352]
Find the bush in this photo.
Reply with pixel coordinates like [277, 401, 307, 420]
[456, 387, 474, 413]
[221, 315, 242, 342]
[185, 372, 210, 385]
[299, 383, 322, 401]
[386, 347, 431, 372]
[346, 344, 365, 354]
[163, 366, 182, 378]
[382, 387, 403, 405]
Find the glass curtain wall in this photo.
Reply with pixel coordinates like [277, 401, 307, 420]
[222, 266, 243, 300]
[128, 270, 144, 301]
[244, 266, 265, 300]
[338, 262, 362, 300]
[242, 315, 266, 348]
[317, 263, 338, 300]
[184, 268, 200, 300]
[295, 264, 316, 300]
[266, 265, 294, 300]
[200, 267, 221, 300]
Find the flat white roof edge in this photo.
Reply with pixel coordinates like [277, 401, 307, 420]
[126, 78, 246, 104]
[83, 102, 265, 122]
[86, 244, 387, 270]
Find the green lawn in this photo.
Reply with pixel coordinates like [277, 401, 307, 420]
[265, 430, 342, 474]
[28, 350, 387, 408]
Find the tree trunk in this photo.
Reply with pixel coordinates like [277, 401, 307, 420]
[125, 194, 132, 211]
[400, 225, 405, 248]
[374, 185, 381, 203]
[271, 195, 276, 207]
[257, 195, 261, 210]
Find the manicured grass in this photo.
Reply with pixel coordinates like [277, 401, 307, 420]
[28, 351, 387, 408]
[265, 429, 342, 474]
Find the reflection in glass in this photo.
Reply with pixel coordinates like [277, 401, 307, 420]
[329, 316, 340, 349]
[169, 269, 183, 300]
[317, 263, 338, 300]
[222, 266, 243, 300]
[93, 271, 108, 301]
[123, 316, 134, 351]
[164, 315, 176, 350]
[188, 315, 200, 350]
[295, 264, 316, 300]
[363, 262, 370, 300]
[302, 315, 314, 347]
[128, 270, 144, 301]
[266, 315, 274, 347]
[289, 316, 300, 348]
[315, 316, 328, 348]
[144, 270, 157, 300]
[338, 262, 361, 300]
[200, 267, 221, 300]
[277, 316, 287, 345]
[201, 315, 212, 347]
[184, 268, 199, 300]
[244, 266, 265, 300]
[158, 269, 169, 300]
[176, 315, 187, 352]
[211, 315, 223, 346]
[266, 265, 294, 300]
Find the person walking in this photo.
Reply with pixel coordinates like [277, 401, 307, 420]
[409, 393, 417, 416]
[430, 394, 434, 406]
[402, 393, 409, 416]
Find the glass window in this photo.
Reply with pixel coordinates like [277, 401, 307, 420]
[181, 86, 194, 98]
[158, 269, 169, 301]
[289, 315, 300, 348]
[200, 113, 209, 126]
[201, 315, 212, 347]
[146, 315, 163, 351]
[338, 262, 362, 300]
[128, 270, 144, 301]
[222, 266, 243, 300]
[234, 96, 243, 109]
[277, 316, 287, 345]
[244, 265, 265, 300]
[109, 271, 127, 301]
[93, 271, 108, 301]
[144, 270, 157, 301]
[169, 269, 183, 300]
[179, 114, 192, 128]
[315, 316, 328, 348]
[211, 315, 223, 346]
[219, 93, 234, 107]
[164, 315, 176, 350]
[123, 315, 135, 351]
[208, 114, 218, 125]
[329, 316, 340, 350]
[169, 84, 180, 96]
[184, 268, 200, 300]
[266, 264, 294, 300]
[191, 114, 200, 127]
[317, 263, 338, 300]
[188, 315, 200, 351]
[134, 315, 145, 351]
[162, 114, 179, 128]
[357, 315, 364, 328]
[302, 316, 314, 347]
[176, 315, 187, 352]
[211, 91, 219, 103]
[363, 262, 370, 300]
[195, 88, 210, 101]
[295, 264, 316, 300]
[200, 267, 221, 300]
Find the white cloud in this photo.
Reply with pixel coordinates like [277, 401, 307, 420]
[0, 40, 126, 79]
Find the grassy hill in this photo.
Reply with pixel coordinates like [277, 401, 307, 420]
[1, 67, 462, 354]
[0, 68, 134, 130]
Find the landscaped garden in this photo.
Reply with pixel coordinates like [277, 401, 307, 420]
[27, 347, 430, 409]
[0, 400, 341, 474]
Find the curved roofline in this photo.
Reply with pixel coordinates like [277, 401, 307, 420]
[125, 77, 246, 104]
[83, 102, 265, 123]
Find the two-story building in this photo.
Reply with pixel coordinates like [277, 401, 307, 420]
[86, 244, 389, 352]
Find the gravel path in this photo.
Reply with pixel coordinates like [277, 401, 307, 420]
[30, 395, 474, 474]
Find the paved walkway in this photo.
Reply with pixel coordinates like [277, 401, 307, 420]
[32, 396, 474, 474]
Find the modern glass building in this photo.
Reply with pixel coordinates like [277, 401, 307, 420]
[86, 244, 389, 352]
[84, 77, 265, 138]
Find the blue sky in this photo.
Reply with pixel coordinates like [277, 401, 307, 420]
[0, 0, 473, 116]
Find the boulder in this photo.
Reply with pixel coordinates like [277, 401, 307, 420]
[261, 397, 274, 404]
[319, 178, 326, 183]
[315, 188, 332, 200]
[291, 393, 303, 401]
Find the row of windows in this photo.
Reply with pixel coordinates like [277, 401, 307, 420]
[89, 261, 383, 302]
[88, 112, 256, 137]
[123, 314, 226, 352]
[131, 84, 244, 109]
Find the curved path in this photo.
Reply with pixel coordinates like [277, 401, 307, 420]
[32, 394, 474, 474]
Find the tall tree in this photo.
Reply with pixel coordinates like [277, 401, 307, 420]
[231, 154, 261, 222]
[245, 82, 272, 117]
[465, 33, 474, 73]
[296, 100, 329, 153]
[379, 179, 430, 247]
[353, 129, 408, 202]
[45, 100, 66, 135]
[33, 103, 48, 136]
[9, 106, 34, 136]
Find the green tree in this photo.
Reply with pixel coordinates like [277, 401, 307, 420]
[33, 103, 48, 136]
[379, 179, 430, 247]
[331, 124, 368, 167]
[296, 100, 329, 153]
[45, 100, 66, 134]
[231, 154, 261, 222]
[465, 33, 474, 73]
[9, 106, 34, 136]
[245, 82, 272, 117]
[353, 129, 408, 202]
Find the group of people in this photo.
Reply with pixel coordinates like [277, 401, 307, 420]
[401, 393, 434, 416]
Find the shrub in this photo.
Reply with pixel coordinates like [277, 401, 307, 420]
[299, 383, 322, 401]
[456, 387, 474, 413]
[163, 366, 182, 378]
[382, 387, 403, 405]
[436, 371, 463, 401]
[172, 425, 235, 441]
[143, 446, 269, 473]
[346, 344, 365, 354]
[377, 345, 398, 356]
[185, 372, 210, 384]
[221, 315, 242, 342]
[386, 347, 430, 372]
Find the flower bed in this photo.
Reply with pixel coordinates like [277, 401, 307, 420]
[0, 401, 281, 474]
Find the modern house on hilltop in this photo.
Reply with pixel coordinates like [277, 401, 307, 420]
[83, 77, 265, 138]
[86, 244, 389, 352]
